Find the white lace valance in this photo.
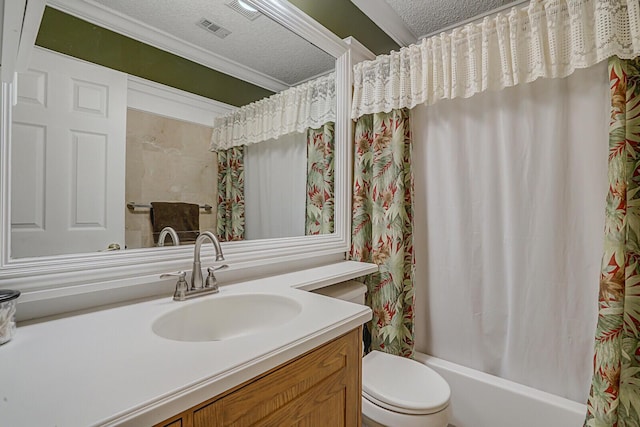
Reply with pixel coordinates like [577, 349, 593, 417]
[210, 72, 335, 150]
[351, 0, 640, 118]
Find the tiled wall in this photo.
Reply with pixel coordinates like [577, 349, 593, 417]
[125, 109, 217, 249]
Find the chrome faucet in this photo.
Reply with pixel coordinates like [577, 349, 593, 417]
[191, 231, 226, 290]
[160, 232, 228, 301]
[157, 226, 180, 246]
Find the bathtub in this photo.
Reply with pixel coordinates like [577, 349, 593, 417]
[414, 352, 587, 427]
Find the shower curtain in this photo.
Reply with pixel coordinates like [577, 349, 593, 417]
[351, 108, 415, 358]
[216, 146, 245, 241]
[305, 122, 335, 235]
[585, 56, 640, 426]
[244, 133, 306, 240]
[345, 0, 640, 411]
[411, 63, 609, 402]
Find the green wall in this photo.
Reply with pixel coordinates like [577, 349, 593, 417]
[288, 0, 399, 55]
[35, 2, 394, 106]
[35, 7, 273, 107]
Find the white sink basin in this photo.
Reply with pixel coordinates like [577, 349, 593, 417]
[152, 293, 302, 342]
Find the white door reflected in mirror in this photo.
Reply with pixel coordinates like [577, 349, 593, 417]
[11, 49, 127, 258]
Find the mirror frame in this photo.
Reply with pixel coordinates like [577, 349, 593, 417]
[0, 0, 353, 312]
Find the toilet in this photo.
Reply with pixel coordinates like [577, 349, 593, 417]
[313, 281, 451, 427]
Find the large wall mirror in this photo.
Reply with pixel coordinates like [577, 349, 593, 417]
[11, 0, 336, 258]
[0, 0, 352, 307]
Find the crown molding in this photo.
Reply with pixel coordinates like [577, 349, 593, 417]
[1, 0, 26, 82]
[342, 37, 376, 65]
[246, 0, 348, 59]
[127, 75, 236, 127]
[16, 0, 46, 73]
[47, 0, 290, 92]
[349, 0, 417, 48]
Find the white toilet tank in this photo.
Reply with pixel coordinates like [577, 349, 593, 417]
[312, 280, 367, 305]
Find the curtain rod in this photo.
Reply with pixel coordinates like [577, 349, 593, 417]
[419, 0, 530, 40]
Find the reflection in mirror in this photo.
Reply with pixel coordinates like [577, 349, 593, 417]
[211, 70, 336, 242]
[125, 111, 218, 250]
[10, 1, 336, 259]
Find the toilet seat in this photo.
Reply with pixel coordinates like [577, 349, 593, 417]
[362, 351, 451, 415]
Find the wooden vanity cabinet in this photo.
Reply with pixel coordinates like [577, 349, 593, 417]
[154, 327, 362, 427]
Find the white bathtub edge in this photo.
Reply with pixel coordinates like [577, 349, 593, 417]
[414, 352, 587, 427]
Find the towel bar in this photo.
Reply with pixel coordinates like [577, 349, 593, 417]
[127, 202, 213, 212]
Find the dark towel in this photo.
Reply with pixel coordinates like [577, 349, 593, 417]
[150, 202, 200, 245]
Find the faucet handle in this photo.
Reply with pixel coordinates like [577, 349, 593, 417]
[160, 271, 186, 279]
[204, 265, 228, 291]
[160, 271, 189, 301]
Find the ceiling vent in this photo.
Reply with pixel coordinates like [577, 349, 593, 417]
[197, 18, 231, 38]
[226, 0, 262, 21]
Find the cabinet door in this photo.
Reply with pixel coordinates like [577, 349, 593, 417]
[220, 328, 361, 427]
[153, 328, 361, 427]
[156, 415, 189, 427]
[192, 399, 223, 427]
[250, 369, 351, 426]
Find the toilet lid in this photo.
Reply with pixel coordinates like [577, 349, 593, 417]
[362, 351, 450, 415]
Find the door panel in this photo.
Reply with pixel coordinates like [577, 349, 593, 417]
[11, 47, 127, 257]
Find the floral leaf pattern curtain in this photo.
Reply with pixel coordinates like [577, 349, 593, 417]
[216, 146, 245, 241]
[585, 56, 640, 426]
[350, 109, 415, 357]
[305, 122, 335, 235]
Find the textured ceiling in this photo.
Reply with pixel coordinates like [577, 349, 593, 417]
[91, 0, 335, 86]
[385, 0, 514, 39]
[34, 0, 525, 88]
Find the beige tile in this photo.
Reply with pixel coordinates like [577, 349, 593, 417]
[125, 109, 217, 248]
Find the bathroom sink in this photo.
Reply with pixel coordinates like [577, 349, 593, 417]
[152, 293, 302, 342]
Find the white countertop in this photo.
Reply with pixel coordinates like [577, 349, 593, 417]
[0, 261, 376, 426]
